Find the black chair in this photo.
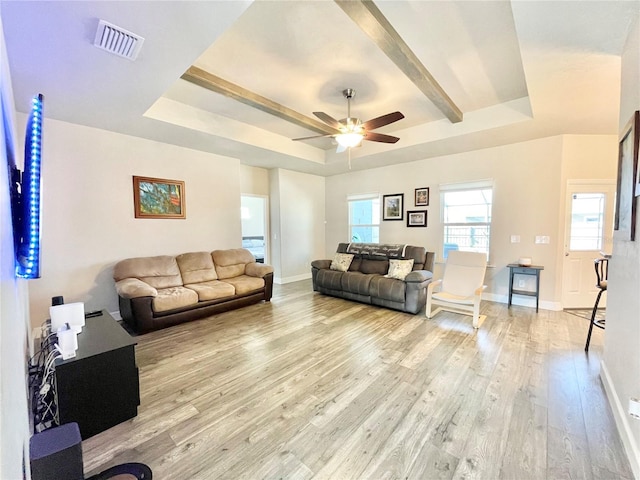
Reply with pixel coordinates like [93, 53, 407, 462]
[86, 463, 152, 479]
[585, 257, 608, 351]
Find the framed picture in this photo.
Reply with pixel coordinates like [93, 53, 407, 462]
[614, 111, 639, 240]
[407, 210, 427, 227]
[415, 187, 429, 206]
[133, 176, 186, 219]
[382, 193, 404, 221]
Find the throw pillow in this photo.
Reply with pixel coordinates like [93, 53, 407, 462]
[330, 253, 354, 272]
[385, 259, 415, 280]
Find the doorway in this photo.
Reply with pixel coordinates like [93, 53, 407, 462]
[241, 195, 269, 264]
[562, 180, 615, 308]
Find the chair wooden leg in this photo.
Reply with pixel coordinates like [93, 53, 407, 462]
[472, 297, 486, 328]
[425, 293, 433, 318]
[472, 301, 480, 328]
[585, 289, 604, 352]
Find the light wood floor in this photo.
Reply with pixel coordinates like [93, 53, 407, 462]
[82, 280, 632, 479]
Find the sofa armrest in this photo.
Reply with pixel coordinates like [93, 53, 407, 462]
[311, 259, 332, 270]
[115, 278, 158, 299]
[404, 270, 433, 283]
[245, 262, 274, 278]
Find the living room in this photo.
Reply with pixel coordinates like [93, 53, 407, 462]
[1, 1, 639, 479]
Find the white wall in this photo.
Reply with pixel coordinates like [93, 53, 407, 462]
[0, 14, 32, 479]
[269, 168, 325, 283]
[25, 117, 243, 325]
[239, 164, 269, 196]
[602, 14, 640, 478]
[326, 134, 617, 309]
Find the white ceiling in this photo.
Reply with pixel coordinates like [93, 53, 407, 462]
[2, 0, 638, 176]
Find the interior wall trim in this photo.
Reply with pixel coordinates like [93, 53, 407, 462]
[600, 360, 640, 479]
[274, 273, 311, 285]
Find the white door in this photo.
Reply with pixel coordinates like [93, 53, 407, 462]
[562, 180, 615, 308]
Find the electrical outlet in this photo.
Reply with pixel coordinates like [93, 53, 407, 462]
[518, 279, 526, 288]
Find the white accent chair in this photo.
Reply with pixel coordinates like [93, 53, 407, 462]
[425, 250, 488, 328]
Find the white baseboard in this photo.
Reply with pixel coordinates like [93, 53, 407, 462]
[274, 273, 311, 285]
[483, 292, 562, 311]
[600, 360, 640, 479]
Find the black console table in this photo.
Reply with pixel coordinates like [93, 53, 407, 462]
[54, 311, 139, 439]
[507, 264, 544, 312]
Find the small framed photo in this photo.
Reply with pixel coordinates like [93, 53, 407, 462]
[415, 187, 429, 206]
[382, 193, 404, 221]
[133, 176, 186, 219]
[407, 210, 427, 227]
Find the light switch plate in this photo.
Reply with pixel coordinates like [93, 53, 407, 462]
[511, 235, 520, 243]
[535, 235, 550, 244]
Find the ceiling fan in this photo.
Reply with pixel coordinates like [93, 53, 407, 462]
[293, 88, 404, 153]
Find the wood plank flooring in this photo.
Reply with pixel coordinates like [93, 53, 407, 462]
[82, 280, 632, 479]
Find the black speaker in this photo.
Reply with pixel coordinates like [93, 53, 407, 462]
[30, 423, 83, 480]
[51, 296, 64, 306]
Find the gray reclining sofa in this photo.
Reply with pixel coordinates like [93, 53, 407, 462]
[311, 243, 434, 314]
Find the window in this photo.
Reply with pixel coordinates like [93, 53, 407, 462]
[348, 194, 380, 243]
[441, 183, 493, 259]
[568, 192, 605, 251]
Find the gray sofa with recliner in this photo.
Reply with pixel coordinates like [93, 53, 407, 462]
[311, 243, 434, 314]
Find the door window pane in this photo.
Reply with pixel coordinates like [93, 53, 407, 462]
[569, 193, 605, 251]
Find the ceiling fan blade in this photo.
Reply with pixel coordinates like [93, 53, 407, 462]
[364, 132, 400, 144]
[361, 111, 405, 131]
[313, 112, 343, 130]
[292, 134, 334, 141]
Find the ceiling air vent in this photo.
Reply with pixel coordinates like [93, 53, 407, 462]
[94, 20, 144, 61]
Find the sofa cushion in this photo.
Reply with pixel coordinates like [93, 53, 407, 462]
[369, 276, 407, 303]
[212, 248, 255, 279]
[348, 257, 362, 271]
[223, 275, 265, 295]
[152, 286, 199, 312]
[114, 255, 183, 289]
[341, 272, 376, 296]
[316, 269, 343, 291]
[360, 259, 389, 275]
[176, 252, 218, 284]
[185, 280, 235, 301]
[385, 259, 415, 280]
[330, 253, 354, 272]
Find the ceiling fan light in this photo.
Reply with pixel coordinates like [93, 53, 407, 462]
[336, 132, 363, 148]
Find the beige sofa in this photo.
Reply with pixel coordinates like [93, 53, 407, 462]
[114, 248, 273, 333]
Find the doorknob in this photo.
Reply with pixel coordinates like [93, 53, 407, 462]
[565, 252, 569, 257]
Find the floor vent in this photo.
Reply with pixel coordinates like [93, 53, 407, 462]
[94, 20, 144, 61]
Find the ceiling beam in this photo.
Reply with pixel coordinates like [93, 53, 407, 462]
[181, 66, 337, 136]
[335, 0, 463, 123]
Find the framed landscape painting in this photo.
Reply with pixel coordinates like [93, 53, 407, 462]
[383, 193, 404, 221]
[407, 210, 427, 227]
[133, 176, 186, 219]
